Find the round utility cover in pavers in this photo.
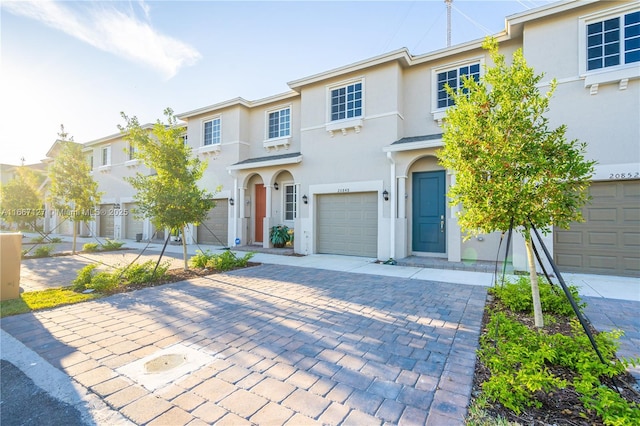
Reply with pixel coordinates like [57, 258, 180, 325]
[117, 344, 216, 391]
[144, 354, 187, 373]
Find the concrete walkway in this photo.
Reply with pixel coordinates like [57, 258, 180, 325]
[2, 235, 639, 425]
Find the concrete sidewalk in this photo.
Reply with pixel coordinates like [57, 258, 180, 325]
[18, 234, 640, 301]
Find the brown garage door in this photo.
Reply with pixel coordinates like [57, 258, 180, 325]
[317, 192, 378, 257]
[554, 180, 639, 277]
[197, 200, 229, 245]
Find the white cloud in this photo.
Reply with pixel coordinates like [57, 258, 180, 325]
[2, 0, 201, 79]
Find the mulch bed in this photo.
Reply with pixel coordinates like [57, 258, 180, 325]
[472, 296, 640, 425]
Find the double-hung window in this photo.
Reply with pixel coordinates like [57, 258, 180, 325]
[436, 63, 480, 109]
[101, 146, 111, 166]
[128, 143, 136, 161]
[331, 82, 362, 121]
[284, 184, 297, 221]
[268, 107, 291, 139]
[587, 10, 640, 71]
[203, 118, 221, 146]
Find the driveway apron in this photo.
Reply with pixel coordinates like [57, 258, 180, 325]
[0, 264, 487, 425]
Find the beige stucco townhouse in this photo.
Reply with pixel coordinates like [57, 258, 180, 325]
[39, 0, 638, 277]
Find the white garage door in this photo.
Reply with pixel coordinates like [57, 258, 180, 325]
[197, 200, 229, 245]
[124, 203, 144, 240]
[317, 192, 378, 257]
[554, 180, 639, 277]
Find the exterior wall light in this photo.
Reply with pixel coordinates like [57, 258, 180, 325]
[382, 190, 389, 201]
[229, 198, 234, 206]
[274, 182, 279, 190]
[302, 195, 308, 204]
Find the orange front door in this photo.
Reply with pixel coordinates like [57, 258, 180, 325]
[255, 183, 266, 243]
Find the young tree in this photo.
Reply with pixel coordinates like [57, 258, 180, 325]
[119, 108, 215, 270]
[1, 166, 44, 231]
[48, 126, 102, 254]
[438, 38, 595, 328]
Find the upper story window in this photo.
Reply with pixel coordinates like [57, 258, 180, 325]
[128, 143, 136, 160]
[331, 82, 362, 121]
[88, 155, 94, 170]
[436, 63, 480, 109]
[587, 10, 639, 71]
[101, 146, 111, 166]
[268, 107, 291, 139]
[203, 117, 221, 146]
[284, 184, 297, 221]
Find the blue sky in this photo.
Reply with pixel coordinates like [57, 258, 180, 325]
[1, 0, 552, 165]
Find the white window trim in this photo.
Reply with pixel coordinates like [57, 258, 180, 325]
[579, 3, 640, 91]
[264, 104, 292, 151]
[201, 115, 222, 147]
[325, 77, 365, 136]
[282, 182, 297, 223]
[431, 57, 484, 123]
[99, 145, 111, 172]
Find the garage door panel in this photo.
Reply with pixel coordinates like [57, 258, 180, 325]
[623, 207, 640, 222]
[124, 203, 144, 240]
[623, 183, 640, 197]
[554, 180, 639, 277]
[588, 208, 617, 222]
[556, 254, 583, 268]
[623, 258, 640, 272]
[99, 205, 114, 238]
[197, 200, 228, 245]
[556, 231, 582, 245]
[588, 232, 617, 246]
[590, 185, 617, 198]
[317, 192, 377, 257]
[624, 233, 640, 247]
[587, 255, 617, 270]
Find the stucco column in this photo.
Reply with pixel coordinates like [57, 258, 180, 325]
[266, 186, 273, 218]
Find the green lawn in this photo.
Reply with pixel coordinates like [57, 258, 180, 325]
[0, 288, 101, 318]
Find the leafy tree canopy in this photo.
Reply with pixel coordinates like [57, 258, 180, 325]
[438, 38, 595, 238]
[1, 166, 43, 229]
[119, 108, 215, 231]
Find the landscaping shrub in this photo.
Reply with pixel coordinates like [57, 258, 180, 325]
[32, 245, 54, 258]
[119, 260, 169, 285]
[82, 242, 100, 252]
[102, 239, 125, 250]
[30, 236, 44, 243]
[48, 237, 62, 243]
[490, 276, 584, 316]
[476, 276, 640, 424]
[189, 250, 214, 268]
[189, 250, 254, 271]
[73, 261, 170, 293]
[72, 264, 98, 292]
[87, 272, 119, 292]
[205, 251, 254, 271]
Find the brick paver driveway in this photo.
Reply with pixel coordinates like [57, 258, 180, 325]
[1, 264, 488, 425]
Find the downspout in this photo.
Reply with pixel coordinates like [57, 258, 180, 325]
[387, 151, 396, 260]
[229, 170, 238, 247]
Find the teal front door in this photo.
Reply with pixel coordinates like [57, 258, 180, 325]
[412, 171, 446, 253]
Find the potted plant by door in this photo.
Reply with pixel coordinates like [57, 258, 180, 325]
[269, 225, 293, 248]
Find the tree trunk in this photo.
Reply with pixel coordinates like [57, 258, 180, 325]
[181, 225, 188, 271]
[525, 230, 544, 328]
[72, 221, 77, 254]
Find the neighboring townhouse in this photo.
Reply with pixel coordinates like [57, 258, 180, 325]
[36, 0, 638, 277]
[42, 132, 163, 242]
